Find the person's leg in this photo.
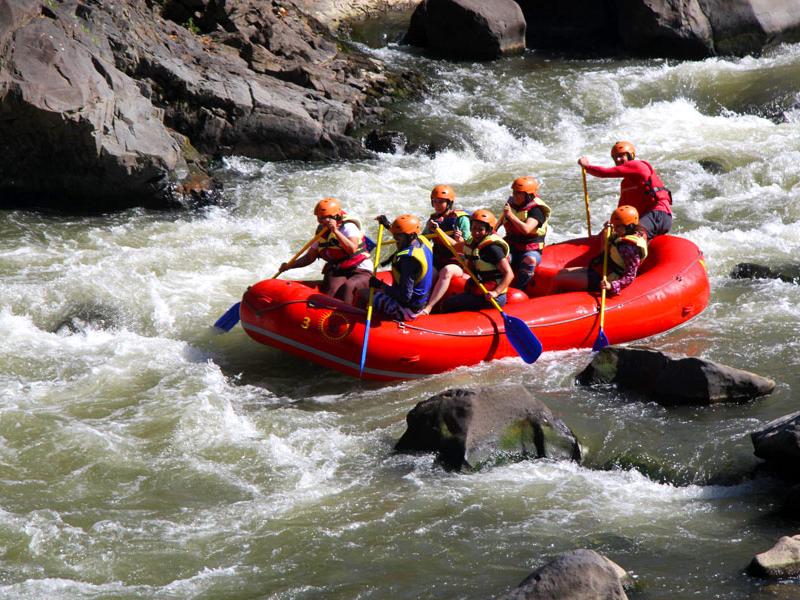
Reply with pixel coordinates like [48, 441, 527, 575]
[639, 210, 672, 239]
[321, 272, 346, 297]
[511, 250, 541, 290]
[373, 291, 412, 321]
[334, 269, 371, 304]
[552, 267, 592, 292]
[421, 264, 463, 314]
[442, 292, 484, 313]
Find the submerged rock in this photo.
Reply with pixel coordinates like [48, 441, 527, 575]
[751, 411, 800, 469]
[395, 386, 581, 470]
[730, 263, 800, 284]
[496, 549, 629, 600]
[577, 346, 775, 405]
[404, 0, 526, 60]
[364, 129, 408, 154]
[748, 535, 800, 579]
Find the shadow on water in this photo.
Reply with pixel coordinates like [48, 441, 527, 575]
[201, 326, 391, 402]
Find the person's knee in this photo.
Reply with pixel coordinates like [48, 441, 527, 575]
[521, 255, 538, 269]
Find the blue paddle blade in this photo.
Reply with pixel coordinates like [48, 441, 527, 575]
[359, 319, 372, 377]
[214, 302, 241, 332]
[502, 313, 543, 364]
[364, 236, 376, 252]
[592, 328, 609, 351]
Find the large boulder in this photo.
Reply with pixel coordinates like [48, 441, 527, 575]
[0, 0, 182, 208]
[496, 549, 629, 600]
[514, 0, 800, 58]
[0, 0, 410, 209]
[699, 0, 800, 56]
[403, 0, 526, 60]
[748, 535, 800, 579]
[751, 411, 800, 469]
[577, 346, 776, 405]
[395, 386, 581, 470]
[616, 0, 714, 59]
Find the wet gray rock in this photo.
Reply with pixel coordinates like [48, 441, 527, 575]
[616, 0, 713, 59]
[364, 129, 408, 154]
[0, 0, 182, 208]
[748, 535, 800, 579]
[751, 411, 800, 468]
[698, 158, 729, 174]
[496, 549, 629, 600]
[395, 386, 581, 470]
[0, 0, 410, 209]
[577, 346, 776, 405]
[512, 0, 800, 59]
[730, 263, 800, 284]
[404, 0, 526, 60]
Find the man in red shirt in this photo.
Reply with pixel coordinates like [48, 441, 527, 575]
[578, 141, 673, 239]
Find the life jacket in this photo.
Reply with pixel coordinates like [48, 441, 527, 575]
[391, 236, 434, 308]
[503, 197, 551, 252]
[620, 160, 673, 217]
[425, 208, 470, 266]
[641, 160, 673, 206]
[464, 234, 510, 292]
[316, 213, 370, 271]
[592, 232, 648, 282]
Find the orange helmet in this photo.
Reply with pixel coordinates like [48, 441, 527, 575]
[430, 184, 455, 203]
[511, 176, 539, 195]
[390, 214, 421, 235]
[314, 197, 342, 217]
[470, 209, 497, 231]
[610, 205, 639, 226]
[610, 141, 636, 160]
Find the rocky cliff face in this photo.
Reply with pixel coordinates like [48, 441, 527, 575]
[0, 0, 414, 209]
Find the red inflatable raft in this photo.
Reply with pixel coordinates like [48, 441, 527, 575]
[239, 235, 709, 381]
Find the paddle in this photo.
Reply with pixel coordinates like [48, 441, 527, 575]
[359, 223, 385, 377]
[433, 227, 543, 364]
[592, 225, 611, 351]
[581, 166, 592, 237]
[213, 231, 326, 332]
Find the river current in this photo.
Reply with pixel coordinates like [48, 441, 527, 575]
[1, 17, 800, 600]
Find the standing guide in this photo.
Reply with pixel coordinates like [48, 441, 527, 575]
[579, 141, 673, 240]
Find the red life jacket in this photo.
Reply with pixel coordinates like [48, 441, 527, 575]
[621, 160, 673, 217]
[316, 214, 370, 271]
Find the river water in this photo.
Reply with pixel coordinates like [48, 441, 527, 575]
[1, 16, 800, 600]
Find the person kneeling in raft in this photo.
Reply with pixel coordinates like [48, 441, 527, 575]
[553, 205, 648, 295]
[359, 214, 435, 321]
[278, 197, 373, 304]
[427, 209, 515, 314]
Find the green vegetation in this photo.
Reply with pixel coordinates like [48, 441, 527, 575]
[185, 17, 200, 35]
